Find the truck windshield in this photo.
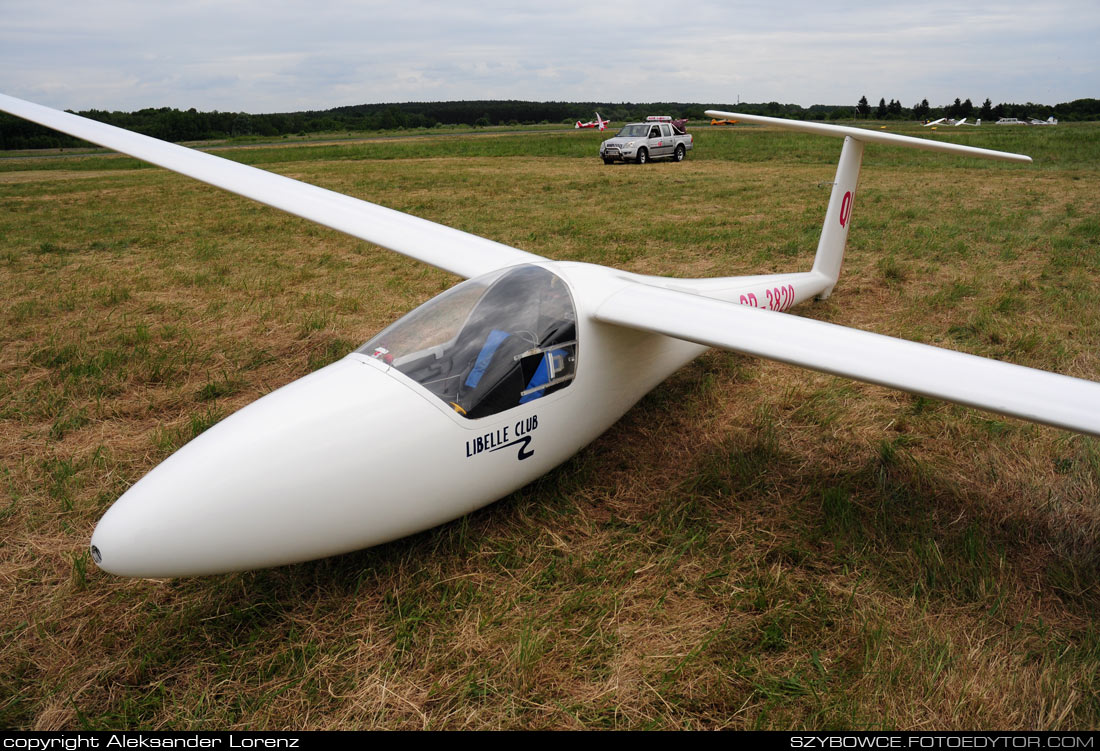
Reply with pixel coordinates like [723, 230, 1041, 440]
[357, 265, 578, 419]
[616, 124, 648, 138]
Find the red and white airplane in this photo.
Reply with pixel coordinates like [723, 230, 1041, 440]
[1, 94, 1097, 577]
[575, 112, 610, 130]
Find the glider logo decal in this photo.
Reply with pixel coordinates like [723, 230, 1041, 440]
[466, 415, 539, 461]
[839, 191, 853, 227]
[491, 435, 534, 461]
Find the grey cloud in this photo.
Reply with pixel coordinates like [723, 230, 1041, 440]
[1, 0, 1096, 111]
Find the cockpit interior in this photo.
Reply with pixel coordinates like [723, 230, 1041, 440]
[358, 265, 578, 419]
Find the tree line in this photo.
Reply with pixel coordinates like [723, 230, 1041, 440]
[855, 95, 1098, 122]
[3, 97, 1098, 150]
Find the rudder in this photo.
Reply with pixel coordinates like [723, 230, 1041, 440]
[812, 136, 864, 299]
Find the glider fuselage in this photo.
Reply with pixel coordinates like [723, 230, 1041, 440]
[90, 260, 833, 577]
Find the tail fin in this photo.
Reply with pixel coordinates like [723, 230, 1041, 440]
[812, 137, 863, 299]
[704, 109, 1030, 300]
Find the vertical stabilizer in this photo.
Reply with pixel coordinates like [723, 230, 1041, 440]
[698, 109, 1030, 300]
[812, 136, 864, 299]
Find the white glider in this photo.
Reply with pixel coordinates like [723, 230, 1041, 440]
[1, 94, 1095, 577]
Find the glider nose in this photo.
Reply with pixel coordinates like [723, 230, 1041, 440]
[89, 356, 445, 577]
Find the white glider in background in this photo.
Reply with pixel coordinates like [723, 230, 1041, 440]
[923, 117, 979, 127]
[1, 94, 1095, 578]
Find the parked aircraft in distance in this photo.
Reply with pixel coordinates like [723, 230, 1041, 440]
[923, 117, 979, 127]
[575, 113, 610, 130]
[1, 93, 1097, 578]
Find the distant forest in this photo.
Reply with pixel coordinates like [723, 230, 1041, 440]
[2, 97, 1098, 150]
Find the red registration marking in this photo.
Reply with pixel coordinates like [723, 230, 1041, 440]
[740, 283, 796, 312]
[839, 191, 852, 227]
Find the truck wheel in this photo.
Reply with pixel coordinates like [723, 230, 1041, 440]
[636, 148, 648, 165]
[674, 145, 686, 162]
[602, 157, 614, 165]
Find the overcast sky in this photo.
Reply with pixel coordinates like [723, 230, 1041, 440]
[2, 0, 1096, 113]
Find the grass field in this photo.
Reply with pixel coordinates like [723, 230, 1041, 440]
[1, 121, 1098, 730]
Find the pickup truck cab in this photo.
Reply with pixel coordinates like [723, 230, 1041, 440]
[599, 116, 693, 164]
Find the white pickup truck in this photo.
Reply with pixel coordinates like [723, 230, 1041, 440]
[598, 116, 693, 164]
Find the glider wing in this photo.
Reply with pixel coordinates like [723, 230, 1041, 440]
[594, 281, 1100, 437]
[0, 93, 544, 279]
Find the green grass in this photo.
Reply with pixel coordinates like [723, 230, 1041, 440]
[5, 120, 1097, 176]
[1, 120, 1098, 730]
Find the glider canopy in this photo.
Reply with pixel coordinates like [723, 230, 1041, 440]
[359, 265, 578, 419]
